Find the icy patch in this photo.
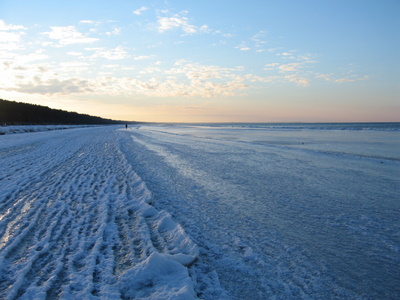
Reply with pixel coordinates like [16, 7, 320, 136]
[0, 127, 202, 299]
[121, 124, 400, 299]
[0, 125, 98, 135]
[119, 252, 197, 300]
[150, 210, 199, 265]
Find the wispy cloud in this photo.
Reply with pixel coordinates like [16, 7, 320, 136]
[284, 75, 310, 87]
[134, 55, 156, 60]
[278, 63, 304, 72]
[16, 50, 49, 63]
[79, 20, 97, 25]
[316, 73, 368, 83]
[4, 59, 251, 98]
[158, 17, 196, 34]
[42, 26, 99, 45]
[13, 77, 93, 95]
[264, 63, 280, 70]
[0, 20, 26, 31]
[167, 60, 241, 80]
[235, 30, 269, 52]
[87, 46, 129, 60]
[58, 61, 91, 73]
[157, 10, 206, 35]
[262, 53, 367, 87]
[106, 28, 121, 36]
[0, 30, 24, 44]
[67, 51, 83, 56]
[133, 6, 149, 16]
[0, 20, 26, 52]
[260, 50, 319, 86]
[0, 13, 369, 102]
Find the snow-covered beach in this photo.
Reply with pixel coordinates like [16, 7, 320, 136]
[1, 123, 399, 299]
[0, 125, 99, 135]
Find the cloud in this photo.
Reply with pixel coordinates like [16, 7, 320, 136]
[316, 73, 368, 83]
[5, 59, 251, 98]
[134, 55, 156, 60]
[158, 17, 196, 34]
[106, 28, 121, 36]
[235, 30, 269, 52]
[88, 46, 129, 60]
[79, 20, 99, 26]
[264, 63, 280, 70]
[0, 20, 26, 50]
[16, 51, 49, 63]
[278, 63, 303, 72]
[133, 7, 149, 15]
[0, 20, 26, 31]
[235, 43, 250, 51]
[262, 55, 317, 86]
[284, 75, 310, 87]
[67, 51, 83, 56]
[250, 30, 267, 41]
[138, 66, 161, 74]
[58, 61, 91, 72]
[245, 74, 278, 83]
[166, 60, 240, 80]
[264, 62, 305, 72]
[157, 11, 202, 34]
[0, 31, 24, 43]
[12, 77, 93, 95]
[199, 25, 210, 32]
[42, 26, 99, 45]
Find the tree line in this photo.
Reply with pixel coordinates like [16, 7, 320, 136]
[0, 99, 126, 125]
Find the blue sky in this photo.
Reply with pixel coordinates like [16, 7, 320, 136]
[1, 0, 399, 122]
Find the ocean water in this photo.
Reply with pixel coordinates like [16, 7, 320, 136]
[120, 122, 400, 299]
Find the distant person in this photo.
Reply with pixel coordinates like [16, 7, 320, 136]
[125, 124, 128, 129]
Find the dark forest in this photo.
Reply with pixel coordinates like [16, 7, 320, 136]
[0, 99, 124, 125]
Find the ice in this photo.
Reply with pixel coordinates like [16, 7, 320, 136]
[0, 126, 205, 299]
[119, 252, 196, 300]
[0, 124, 96, 135]
[120, 123, 400, 299]
[1, 123, 399, 299]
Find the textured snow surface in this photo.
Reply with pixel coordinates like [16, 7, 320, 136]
[1, 124, 399, 299]
[120, 124, 400, 300]
[0, 126, 203, 299]
[0, 125, 96, 135]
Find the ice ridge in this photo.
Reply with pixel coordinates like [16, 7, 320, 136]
[0, 127, 199, 299]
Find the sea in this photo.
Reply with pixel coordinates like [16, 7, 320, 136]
[122, 122, 400, 299]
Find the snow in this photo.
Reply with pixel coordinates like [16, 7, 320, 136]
[0, 126, 203, 299]
[119, 252, 196, 300]
[0, 123, 399, 299]
[120, 123, 400, 299]
[0, 124, 98, 135]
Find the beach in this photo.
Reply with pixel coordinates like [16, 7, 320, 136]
[1, 123, 399, 299]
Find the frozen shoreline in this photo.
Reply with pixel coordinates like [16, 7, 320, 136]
[1, 124, 399, 299]
[0, 124, 105, 135]
[0, 126, 222, 299]
[120, 124, 400, 299]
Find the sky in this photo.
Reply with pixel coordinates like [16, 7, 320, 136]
[0, 0, 399, 122]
